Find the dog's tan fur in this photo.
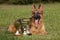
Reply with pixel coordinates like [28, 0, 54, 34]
[30, 4, 47, 35]
[8, 23, 16, 33]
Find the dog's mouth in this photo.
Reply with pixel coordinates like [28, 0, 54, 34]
[32, 11, 41, 29]
[34, 19, 39, 28]
[32, 12, 41, 28]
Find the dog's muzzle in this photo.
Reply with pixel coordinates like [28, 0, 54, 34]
[33, 12, 40, 20]
[32, 12, 41, 28]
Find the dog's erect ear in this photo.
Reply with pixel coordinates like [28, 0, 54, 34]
[32, 4, 36, 12]
[38, 4, 43, 14]
[38, 4, 41, 9]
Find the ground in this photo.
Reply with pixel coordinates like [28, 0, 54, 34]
[0, 2, 60, 40]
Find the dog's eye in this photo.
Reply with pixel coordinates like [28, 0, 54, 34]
[32, 12, 35, 14]
[37, 12, 40, 14]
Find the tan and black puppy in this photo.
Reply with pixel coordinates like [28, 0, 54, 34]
[30, 4, 47, 35]
[8, 19, 23, 35]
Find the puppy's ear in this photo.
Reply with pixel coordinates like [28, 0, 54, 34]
[32, 4, 36, 12]
[38, 4, 43, 14]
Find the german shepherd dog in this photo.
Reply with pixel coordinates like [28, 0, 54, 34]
[29, 4, 47, 35]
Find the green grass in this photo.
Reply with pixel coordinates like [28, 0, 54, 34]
[0, 3, 60, 40]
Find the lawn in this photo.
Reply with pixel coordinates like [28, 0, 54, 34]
[0, 3, 60, 40]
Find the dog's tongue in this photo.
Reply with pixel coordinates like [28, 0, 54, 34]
[35, 20, 38, 28]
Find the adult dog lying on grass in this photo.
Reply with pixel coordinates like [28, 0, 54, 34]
[30, 4, 47, 35]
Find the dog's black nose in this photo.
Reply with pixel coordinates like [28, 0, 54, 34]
[16, 19, 21, 22]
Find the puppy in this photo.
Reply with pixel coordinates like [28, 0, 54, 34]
[8, 19, 23, 34]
